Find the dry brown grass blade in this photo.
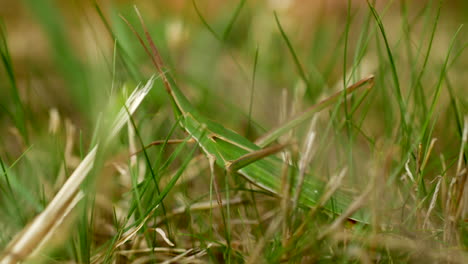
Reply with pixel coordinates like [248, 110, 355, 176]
[318, 183, 373, 240]
[444, 116, 468, 244]
[334, 232, 468, 264]
[285, 168, 347, 248]
[0, 146, 98, 264]
[90, 206, 159, 264]
[153, 196, 247, 226]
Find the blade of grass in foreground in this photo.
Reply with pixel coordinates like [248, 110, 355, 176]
[0, 147, 97, 264]
[0, 77, 156, 263]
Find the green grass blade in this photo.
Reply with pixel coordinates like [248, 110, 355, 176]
[409, 0, 441, 117]
[368, 2, 409, 142]
[125, 106, 172, 237]
[0, 20, 28, 143]
[274, 12, 311, 94]
[192, 0, 221, 40]
[420, 25, 463, 140]
[247, 46, 259, 138]
[222, 0, 246, 41]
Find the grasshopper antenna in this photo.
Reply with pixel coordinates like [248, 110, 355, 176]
[119, 7, 172, 93]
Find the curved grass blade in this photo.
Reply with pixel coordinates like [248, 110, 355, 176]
[0, 21, 28, 143]
[274, 12, 311, 93]
[222, 0, 247, 41]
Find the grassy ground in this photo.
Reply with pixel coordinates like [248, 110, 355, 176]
[0, 0, 467, 263]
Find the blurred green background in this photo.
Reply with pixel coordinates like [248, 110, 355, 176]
[0, 0, 467, 263]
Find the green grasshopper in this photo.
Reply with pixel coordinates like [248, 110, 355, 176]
[123, 12, 374, 223]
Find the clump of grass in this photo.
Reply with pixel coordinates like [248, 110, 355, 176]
[0, 1, 467, 263]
